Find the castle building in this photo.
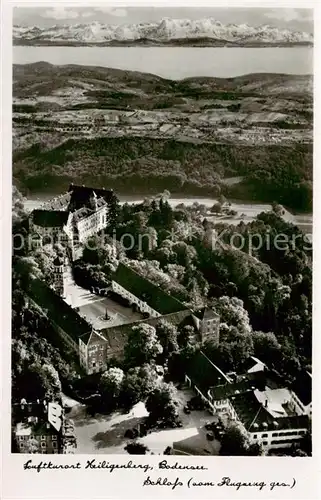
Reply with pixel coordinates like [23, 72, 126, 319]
[192, 307, 220, 345]
[29, 259, 220, 376]
[29, 184, 116, 259]
[77, 263, 220, 375]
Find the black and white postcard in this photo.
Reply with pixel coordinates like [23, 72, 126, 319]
[1, 1, 319, 499]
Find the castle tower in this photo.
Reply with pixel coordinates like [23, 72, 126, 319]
[89, 190, 98, 212]
[52, 255, 65, 298]
[193, 307, 220, 345]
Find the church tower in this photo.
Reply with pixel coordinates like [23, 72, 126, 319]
[52, 255, 65, 298]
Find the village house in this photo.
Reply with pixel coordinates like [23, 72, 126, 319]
[12, 399, 76, 454]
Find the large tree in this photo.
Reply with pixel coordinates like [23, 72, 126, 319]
[99, 367, 125, 411]
[155, 320, 179, 359]
[124, 324, 163, 368]
[145, 382, 180, 427]
[220, 423, 263, 456]
[119, 364, 159, 410]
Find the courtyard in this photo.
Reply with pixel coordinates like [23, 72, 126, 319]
[63, 387, 221, 456]
[63, 265, 143, 329]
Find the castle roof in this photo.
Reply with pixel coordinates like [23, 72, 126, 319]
[112, 262, 187, 316]
[32, 210, 69, 228]
[29, 279, 91, 342]
[194, 307, 219, 321]
[73, 197, 107, 222]
[68, 184, 114, 212]
[42, 193, 71, 211]
[80, 310, 191, 353]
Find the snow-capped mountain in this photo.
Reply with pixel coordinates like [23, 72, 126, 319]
[13, 18, 313, 45]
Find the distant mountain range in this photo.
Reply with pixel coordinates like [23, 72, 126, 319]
[13, 18, 313, 47]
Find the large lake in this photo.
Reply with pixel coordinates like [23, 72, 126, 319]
[13, 46, 313, 79]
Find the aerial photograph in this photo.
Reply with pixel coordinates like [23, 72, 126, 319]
[12, 6, 312, 457]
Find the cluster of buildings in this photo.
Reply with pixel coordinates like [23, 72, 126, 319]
[185, 351, 311, 452]
[12, 399, 76, 455]
[25, 184, 312, 455]
[27, 185, 221, 374]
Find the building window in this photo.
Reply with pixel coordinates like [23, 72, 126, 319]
[262, 433, 268, 438]
[253, 434, 257, 439]
[41, 435, 46, 441]
[19, 442, 24, 449]
[262, 441, 268, 446]
[19, 435, 24, 441]
[272, 432, 279, 437]
[41, 442, 46, 448]
[53, 441, 57, 448]
[52, 435, 57, 440]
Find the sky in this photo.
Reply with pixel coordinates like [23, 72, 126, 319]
[13, 7, 313, 32]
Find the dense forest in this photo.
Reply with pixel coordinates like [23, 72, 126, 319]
[13, 137, 312, 211]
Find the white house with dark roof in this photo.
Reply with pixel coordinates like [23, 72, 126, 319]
[229, 389, 309, 450]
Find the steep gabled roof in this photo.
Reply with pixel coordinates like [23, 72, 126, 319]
[186, 350, 231, 392]
[42, 193, 71, 211]
[32, 210, 69, 228]
[87, 330, 108, 346]
[242, 356, 267, 373]
[194, 307, 219, 321]
[68, 184, 114, 211]
[112, 263, 187, 316]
